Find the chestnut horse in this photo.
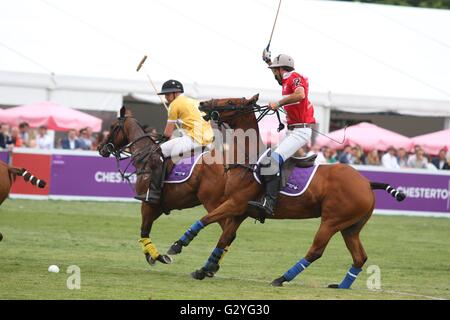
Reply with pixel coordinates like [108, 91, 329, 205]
[97, 107, 233, 268]
[169, 95, 406, 289]
[0, 159, 47, 240]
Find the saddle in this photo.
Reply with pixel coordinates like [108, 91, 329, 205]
[280, 154, 317, 188]
[254, 151, 317, 190]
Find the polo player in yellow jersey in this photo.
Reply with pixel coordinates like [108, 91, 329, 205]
[135, 79, 214, 204]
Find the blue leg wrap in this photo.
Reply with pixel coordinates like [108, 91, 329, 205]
[203, 247, 225, 271]
[180, 220, 204, 246]
[338, 266, 362, 289]
[283, 257, 311, 282]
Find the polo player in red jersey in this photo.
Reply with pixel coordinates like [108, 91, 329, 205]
[248, 51, 316, 217]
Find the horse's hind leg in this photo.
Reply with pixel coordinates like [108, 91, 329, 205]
[328, 217, 370, 289]
[271, 222, 337, 287]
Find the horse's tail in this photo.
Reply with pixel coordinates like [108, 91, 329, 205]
[370, 182, 405, 202]
[7, 167, 46, 188]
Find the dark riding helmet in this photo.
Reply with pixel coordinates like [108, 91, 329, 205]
[157, 79, 184, 95]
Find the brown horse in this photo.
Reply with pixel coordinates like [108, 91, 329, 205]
[169, 95, 406, 289]
[0, 159, 47, 241]
[97, 106, 233, 268]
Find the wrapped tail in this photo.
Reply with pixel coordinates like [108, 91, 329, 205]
[370, 182, 405, 202]
[8, 167, 46, 188]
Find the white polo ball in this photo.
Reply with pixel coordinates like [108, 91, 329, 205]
[48, 265, 60, 273]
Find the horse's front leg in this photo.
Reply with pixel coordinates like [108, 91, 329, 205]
[139, 203, 172, 266]
[168, 199, 241, 255]
[191, 214, 247, 280]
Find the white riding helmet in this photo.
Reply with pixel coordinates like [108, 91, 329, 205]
[269, 54, 295, 69]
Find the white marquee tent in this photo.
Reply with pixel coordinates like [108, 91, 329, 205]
[1, 0, 449, 133]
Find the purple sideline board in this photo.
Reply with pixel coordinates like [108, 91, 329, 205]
[39, 151, 450, 216]
[0, 151, 8, 164]
[356, 166, 450, 216]
[50, 152, 136, 199]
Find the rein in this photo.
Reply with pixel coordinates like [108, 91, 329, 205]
[204, 103, 285, 132]
[104, 117, 162, 185]
[202, 102, 285, 175]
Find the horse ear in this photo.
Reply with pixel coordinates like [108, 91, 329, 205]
[247, 93, 259, 105]
[120, 106, 126, 118]
[125, 108, 133, 117]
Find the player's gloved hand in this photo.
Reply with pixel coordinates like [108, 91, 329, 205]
[268, 101, 280, 110]
[262, 48, 271, 64]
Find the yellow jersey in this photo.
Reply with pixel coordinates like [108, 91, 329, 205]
[167, 95, 214, 145]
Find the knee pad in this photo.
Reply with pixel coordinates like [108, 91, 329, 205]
[260, 151, 283, 176]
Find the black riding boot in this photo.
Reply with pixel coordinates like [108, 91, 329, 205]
[135, 161, 165, 205]
[248, 173, 281, 217]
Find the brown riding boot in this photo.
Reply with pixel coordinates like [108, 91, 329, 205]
[247, 173, 281, 217]
[135, 161, 165, 205]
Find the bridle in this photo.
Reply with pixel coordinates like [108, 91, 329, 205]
[201, 100, 286, 175]
[202, 100, 285, 132]
[100, 116, 163, 184]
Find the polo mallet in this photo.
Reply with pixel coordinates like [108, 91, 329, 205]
[266, 0, 282, 52]
[136, 55, 181, 130]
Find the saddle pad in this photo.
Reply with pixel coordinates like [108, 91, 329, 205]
[253, 150, 320, 197]
[165, 152, 208, 184]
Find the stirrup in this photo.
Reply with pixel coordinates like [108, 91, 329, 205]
[248, 199, 275, 217]
[134, 189, 160, 205]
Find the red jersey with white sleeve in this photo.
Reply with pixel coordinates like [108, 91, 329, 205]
[281, 71, 315, 125]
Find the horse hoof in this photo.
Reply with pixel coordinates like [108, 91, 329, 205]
[328, 284, 340, 289]
[191, 269, 206, 280]
[145, 253, 156, 266]
[271, 276, 285, 287]
[157, 254, 173, 264]
[204, 264, 220, 277]
[167, 241, 183, 255]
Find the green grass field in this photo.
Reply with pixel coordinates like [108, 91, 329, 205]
[0, 199, 449, 300]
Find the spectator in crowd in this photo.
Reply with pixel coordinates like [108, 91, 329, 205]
[407, 147, 428, 169]
[366, 149, 381, 166]
[356, 145, 366, 164]
[351, 146, 365, 165]
[10, 127, 23, 148]
[18, 122, 36, 148]
[36, 125, 53, 149]
[381, 146, 400, 169]
[78, 128, 92, 150]
[443, 156, 450, 170]
[92, 132, 105, 151]
[397, 147, 409, 168]
[338, 145, 353, 164]
[61, 129, 83, 150]
[431, 148, 448, 170]
[85, 127, 97, 149]
[0, 123, 12, 149]
[323, 147, 338, 164]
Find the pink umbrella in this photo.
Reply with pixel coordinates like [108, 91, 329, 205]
[0, 101, 102, 132]
[411, 129, 450, 155]
[315, 122, 413, 152]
